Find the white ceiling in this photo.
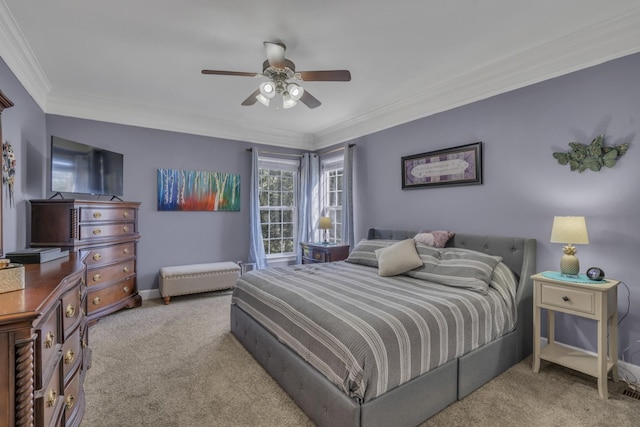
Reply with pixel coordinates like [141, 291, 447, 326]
[1, 1, 639, 150]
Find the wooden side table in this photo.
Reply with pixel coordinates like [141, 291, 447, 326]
[531, 272, 619, 399]
[300, 242, 349, 264]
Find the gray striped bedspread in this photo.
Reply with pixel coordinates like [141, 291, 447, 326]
[231, 261, 517, 402]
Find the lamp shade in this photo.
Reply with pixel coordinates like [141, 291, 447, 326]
[550, 216, 589, 244]
[318, 217, 332, 230]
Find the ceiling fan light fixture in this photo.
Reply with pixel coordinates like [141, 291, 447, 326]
[287, 83, 304, 101]
[282, 93, 297, 109]
[259, 81, 276, 97]
[256, 93, 270, 106]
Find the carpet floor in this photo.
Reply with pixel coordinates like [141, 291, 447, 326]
[82, 292, 639, 426]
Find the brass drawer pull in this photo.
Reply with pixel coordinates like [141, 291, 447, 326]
[44, 331, 55, 348]
[123, 266, 129, 273]
[93, 253, 102, 261]
[314, 252, 321, 259]
[46, 389, 57, 407]
[123, 286, 130, 293]
[65, 394, 75, 410]
[66, 304, 76, 318]
[92, 228, 102, 235]
[123, 248, 130, 255]
[93, 273, 102, 282]
[123, 225, 129, 233]
[93, 297, 102, 305]
[562, 296, 570, 302]
[64, 349, 75, 364]
[93, 211, 102, 219]
[123, 211, 129, 218]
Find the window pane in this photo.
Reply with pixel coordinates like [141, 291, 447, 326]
[271, 224, 282, 238]
[283, 223, 293, 238]
[260, 210, 269, 223]
[282, 210, 293, 222]
[282, 192, 293, 206]
[261, 224, 269, 238]
[283, 239, 294, 253]
[270, 210, 282, 222]
[269, 240, 282, 253]
[269, 191, 281, 206]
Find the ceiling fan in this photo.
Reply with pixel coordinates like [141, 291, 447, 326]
[201, 41, 351, 109]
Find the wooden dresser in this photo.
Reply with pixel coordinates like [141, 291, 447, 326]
[29, 199, 142, 324]
[0, 254, 89, 427]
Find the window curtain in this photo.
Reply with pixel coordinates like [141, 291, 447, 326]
[296, 153, 319, 263]
[341, 144, 355, 248]
[248, 149, 267, 269]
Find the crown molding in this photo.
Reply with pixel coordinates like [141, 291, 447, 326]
[312, 7, 640, 150]
[45, 91, 314, 150]
[0, 1, 50, 108]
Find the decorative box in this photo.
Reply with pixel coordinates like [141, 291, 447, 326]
[0, 262, 25, 294]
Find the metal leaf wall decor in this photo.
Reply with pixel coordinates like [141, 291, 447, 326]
[552, 135, 629, 172]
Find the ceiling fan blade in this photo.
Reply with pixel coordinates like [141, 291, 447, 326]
[202, 70, 260, 77]
[241, 88, 261, 106]
[297, 70, 351, 82]
[264, 41, 286, 69]
[299, 90, 321, 109]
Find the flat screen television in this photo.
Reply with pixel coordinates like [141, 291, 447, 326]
[51, 136, 124, 197]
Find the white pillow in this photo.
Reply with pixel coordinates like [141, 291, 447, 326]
[375, 239, 423, 277]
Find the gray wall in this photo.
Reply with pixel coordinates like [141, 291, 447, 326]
[351, 52, 640, 364]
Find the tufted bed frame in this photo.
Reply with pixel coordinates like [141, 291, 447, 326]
[230, 228, 537, 426]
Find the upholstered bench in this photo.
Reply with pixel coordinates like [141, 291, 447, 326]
[159, 261, 240, 305]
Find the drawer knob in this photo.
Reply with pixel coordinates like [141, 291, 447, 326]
[93, 211, 102, 219]
[93, 273, 102, 282]
[65, 394, 75, 410]
[93, 253, 102, 261]
[65, 349, 75, 364]
[562, 296, 570, 302]
[92, 228, 102, 235]
[123, 286, 130, 293]
[123, 211, 129, 218]
[44, 331, 55, 348]
[123, 248, 130, 255]
[123, 226, 129, 233]
[123, 266, 129, 273]
[46, 389, 57, 407]
[314, 253, 321, 259]
[66, 304, 76, 318]
[93, 296, 102, 305]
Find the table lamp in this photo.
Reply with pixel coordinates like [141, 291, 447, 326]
[318, 217, 332, 244]
[550, 216, 589, 276]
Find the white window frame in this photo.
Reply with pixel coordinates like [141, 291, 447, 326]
[258, 157, 298, 260]
[320, 155, 344, 244]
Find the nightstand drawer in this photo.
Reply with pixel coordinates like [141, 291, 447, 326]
[540, 284, 595, 315]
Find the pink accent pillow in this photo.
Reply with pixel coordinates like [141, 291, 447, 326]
[414, 230, 455, 248]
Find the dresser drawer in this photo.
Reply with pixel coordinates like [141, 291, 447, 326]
[87, 260, 136, 287]
[87, 278, 135, 314]
[79, 206, 136, 222]
[63, 365, 82, 425]
[81, 241, 136, 267]
[62, 326, 82, 384]
[36, 303, 61, 389]
[78, 222, 136, 241]
[540, 283, 595, 315]
[61, 284, 83, 339]
[307, 248, 327, 262]
[35, 358, 63, 427]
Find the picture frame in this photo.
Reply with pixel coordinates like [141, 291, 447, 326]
[401, 142, 483, 189]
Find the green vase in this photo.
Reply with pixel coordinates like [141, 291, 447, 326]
[560, 254, 579, 276]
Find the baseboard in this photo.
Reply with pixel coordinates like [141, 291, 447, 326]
[539, 337, 640, 386]
[139, 289, 161, 300]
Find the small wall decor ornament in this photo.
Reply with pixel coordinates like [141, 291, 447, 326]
[2, 141, 15, 207]
[553, 135, 628, 173]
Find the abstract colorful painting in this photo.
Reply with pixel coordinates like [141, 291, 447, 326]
[157, 168, 240, 211]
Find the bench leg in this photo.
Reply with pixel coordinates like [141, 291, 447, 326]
[163, 296, 171, 305]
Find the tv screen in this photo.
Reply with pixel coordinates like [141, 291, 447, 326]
[51, 136, 124, 197]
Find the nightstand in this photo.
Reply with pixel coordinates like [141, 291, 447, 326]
[300, 242, 350, 264]
[531, 272, 620, 399]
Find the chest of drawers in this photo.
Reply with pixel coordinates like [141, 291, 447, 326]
[30, 199, 142, 324]
[0, 255, 89, 427]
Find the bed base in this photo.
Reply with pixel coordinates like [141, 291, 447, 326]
[230, 229, 537, 426]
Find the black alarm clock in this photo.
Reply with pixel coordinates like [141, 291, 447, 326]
[586, 267, 605, 281]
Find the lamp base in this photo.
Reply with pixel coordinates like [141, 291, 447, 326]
[560, 254, 580, 276]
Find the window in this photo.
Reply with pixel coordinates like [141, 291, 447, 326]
[258, 158, 298, 257]
[321, 157, 344, 244]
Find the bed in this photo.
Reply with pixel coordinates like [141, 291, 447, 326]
[230, 228, 536, 427]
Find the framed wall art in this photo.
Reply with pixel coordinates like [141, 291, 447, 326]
[157, 168, 240, 211]
[401, 142, 483, 189]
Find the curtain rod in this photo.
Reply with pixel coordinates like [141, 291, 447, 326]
[246, 143, 355, 158]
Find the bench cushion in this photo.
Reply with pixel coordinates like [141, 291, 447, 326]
[159, 262, 240, 299]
